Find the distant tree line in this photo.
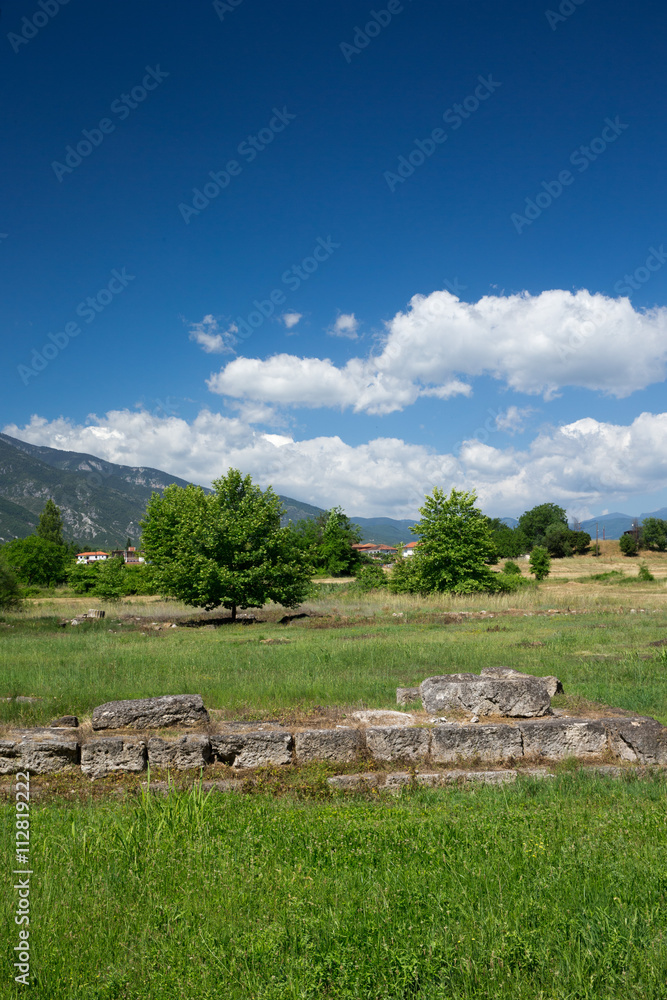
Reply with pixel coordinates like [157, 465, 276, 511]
[487, 503, 591, 559]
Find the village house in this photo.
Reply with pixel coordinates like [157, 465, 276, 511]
[75, 551, 109, 564]
[352, 542, 398, 559]
[110, 546, 145, 564]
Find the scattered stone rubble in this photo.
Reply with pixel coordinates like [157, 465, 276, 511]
[3, 675, 667, 779]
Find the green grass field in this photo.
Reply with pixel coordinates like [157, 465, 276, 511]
[3, 581, 667, 998]
[1, 595, 667, 725]
[3, 775, 667, 999]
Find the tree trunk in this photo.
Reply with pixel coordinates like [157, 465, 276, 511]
[231, 604, 237, 622]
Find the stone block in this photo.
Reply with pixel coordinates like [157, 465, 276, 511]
[147, 735, 211, 770]
[420, 673, 551, 718]
[294, 728, 363, 763]
[327, 773, 383, 791]
[383, 772, 412, 790]
[520, 719, 607, 760]
[50, 716, 79, 728]
[414, 770, 519, 786]
[81, 738, 147, 777]
[603, 716, 667, 765]
[210, 731, 293, 768]
[431, 723, 523, 763]
[19, 737, 80, 774]
[92, 694, 209, 730]
[0, 740, 22, 775]
[396, 687, 421, 706]
[481, 666, 563, 698]
[365, 726, 430, 763]
[352, 709, 414, 726]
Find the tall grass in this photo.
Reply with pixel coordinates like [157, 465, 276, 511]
[2, 774, 667, 998]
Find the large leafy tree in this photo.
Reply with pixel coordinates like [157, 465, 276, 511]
[291, 507, 362, 576]
[141, 469, 313, 619]
[518, 503, 567, 548]
[404, 487, 499, 594]
[36, 499, 65, 546]
[2, 536, 68, 587]
[486, 517, 528, 558]
[642, 517, 667, 552]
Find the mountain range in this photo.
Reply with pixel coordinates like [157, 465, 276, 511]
[0, 431, 664, 547]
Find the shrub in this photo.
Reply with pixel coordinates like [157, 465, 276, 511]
[0, 561, 22, 611]
[529, 546, 551, 581]
[619, 534, 639, 556]
[503, 560, 522, 576]
[642, 518, 667, 552]
[637, 562, 655, 582]
[66, 562, 100, 594]
[352, 563, 388, 593]
[92, 557, 126, 602]
[494, 572, 528, 593]
[387, 556, 423, 594]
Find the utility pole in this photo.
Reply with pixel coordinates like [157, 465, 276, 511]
[595, 522, 599, 556]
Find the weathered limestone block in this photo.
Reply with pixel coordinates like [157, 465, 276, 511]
[294, 728, 363, 763]
[420, 674, 551, 718]
[603, 716, 667, 765]
[147, 735, 211, 770]
[481, 667, 563, 698]
[0, 740, 22, 775]
[384, 772, 412, 790]
[50, 716, 79, 728]
[520, 719, 607, 759]
[92, 694, 209, 730]
[209, 733, 245, 765]
[210, 731, 293, 768]
[327, 773, 383, 790]
[142, 778, 243, 795]
[19, 737, 80, 774]
[352, 710, 414, 726]
[81, 738, 147, 777]
[365, 726, 430, 763]
[396, 687, 421, 706]
[431, 723, 523, 763]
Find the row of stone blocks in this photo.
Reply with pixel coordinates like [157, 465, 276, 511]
[2, 715, 666, 776]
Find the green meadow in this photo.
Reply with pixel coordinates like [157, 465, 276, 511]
[2, 582, 667, 998]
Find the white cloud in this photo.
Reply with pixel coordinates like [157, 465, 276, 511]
[5, 409, 667, 519]
[328, 313, 359, 339]
[205, 288, 667, 413]
[188, 315, 238, 354]
[281, 312, 302, 330]
[494, 406, 536, 434]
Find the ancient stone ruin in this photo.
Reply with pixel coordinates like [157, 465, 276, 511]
[1, 671, 666, 788]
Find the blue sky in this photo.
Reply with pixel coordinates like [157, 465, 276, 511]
[2, 0, 667, 519]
